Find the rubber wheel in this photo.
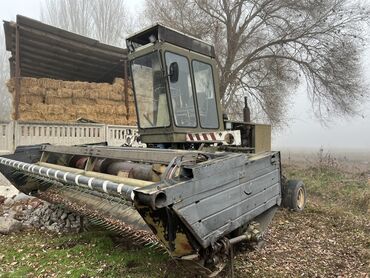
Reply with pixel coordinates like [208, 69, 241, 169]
[282, 180, 306, 212]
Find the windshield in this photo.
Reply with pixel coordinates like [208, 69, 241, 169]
[131, 52, 170, 128]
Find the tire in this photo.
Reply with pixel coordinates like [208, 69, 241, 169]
[281, 180, 306, 212]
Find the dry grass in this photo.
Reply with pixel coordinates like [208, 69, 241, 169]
[234, 155, 369, 277]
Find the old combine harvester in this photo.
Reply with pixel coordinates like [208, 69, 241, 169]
[0, 24, 306, 276]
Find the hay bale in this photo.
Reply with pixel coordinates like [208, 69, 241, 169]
[8, 77, 137, 124]
[20, 95, 45, 105]
[70, 81, 94, 90]
[73, 106, 90, 114]
[45, 90, 59, 98]
[45, 96, 73, 105]
[85, 90, 100, 99]
[72, 98, 96, 106]
[43, 104, 65, 115]
[20, 78, 38, 88]
[109, 91, 123, 101]
[6, 79, 15, 92]
[19, 111, 43, 121]
[97, 90, 110, 100]
[72, 90, 86, 98]
[27, 87, 46, 96]
[96, 99, 121, 105]
[43, 78, 62, 89]
[45, 89, 73, 99]
[61, 88, 73, 98]
[115, 105, 127, 115]
[19, 105, 29, 113]
[113, 78, 124, 86]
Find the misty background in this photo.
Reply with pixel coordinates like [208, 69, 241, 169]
[0, 0, 370, 153]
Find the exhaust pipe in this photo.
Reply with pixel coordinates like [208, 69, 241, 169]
[243, 96, 251, 122]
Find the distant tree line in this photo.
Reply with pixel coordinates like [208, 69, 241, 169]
[40, 0, 134, 47]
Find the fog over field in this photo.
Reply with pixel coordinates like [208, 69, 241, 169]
[272, 73, 370, 154]
[1, 0, 370, 158]
[272, 37, 370, 154]
[272, 82, 370, 159]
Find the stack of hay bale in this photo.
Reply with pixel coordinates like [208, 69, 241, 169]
[7, 77, 137, 125]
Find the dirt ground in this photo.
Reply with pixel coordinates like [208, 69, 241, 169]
[234, 207, 369, 277]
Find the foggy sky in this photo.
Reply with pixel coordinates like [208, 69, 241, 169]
[1, 0, 370, 151]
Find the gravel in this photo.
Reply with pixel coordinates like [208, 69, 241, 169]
[0, 173, 89, 234]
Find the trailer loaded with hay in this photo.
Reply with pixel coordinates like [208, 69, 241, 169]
[3, 15, 136, 126]
[0, 16, 307, 276]
[6, 77, 136, 125]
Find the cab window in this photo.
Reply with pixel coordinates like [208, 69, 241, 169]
[192, 60, 219, 129]
[165, 52, 197, 127]
[131, 52, 170, 128]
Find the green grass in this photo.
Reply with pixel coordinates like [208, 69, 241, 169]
[284, 164, 370, 217]
[0, 230, 172, 278]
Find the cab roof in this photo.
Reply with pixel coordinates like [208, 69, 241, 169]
[126, 24, 215, 58]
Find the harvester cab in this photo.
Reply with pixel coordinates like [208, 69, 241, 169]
[0, 23, 306, 277]
[127, 24, 223, 146]
[126, 24, 270, 153]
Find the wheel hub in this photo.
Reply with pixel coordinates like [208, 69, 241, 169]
[297, 187, 305, 209]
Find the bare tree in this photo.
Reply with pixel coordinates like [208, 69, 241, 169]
[40, 0, 133, 46]
[144, 0, 370, 124]
[0, 29, 11, 121]
[90, 0, 134, 46]
[41, 0, 93, 38]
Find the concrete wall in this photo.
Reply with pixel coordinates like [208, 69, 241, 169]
[0, 121, 140, 154]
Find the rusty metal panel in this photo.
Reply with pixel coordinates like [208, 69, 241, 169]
[124, 60, 129, 120]
[134, 151, 282, 248]
[3, 15, 128, 83]
[127, 24, 215, 58]
[177, 169, 280, 225]
[172, 152, 281, 247]
[253, 124, 271, 153]
[14, 24, 21, 120]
